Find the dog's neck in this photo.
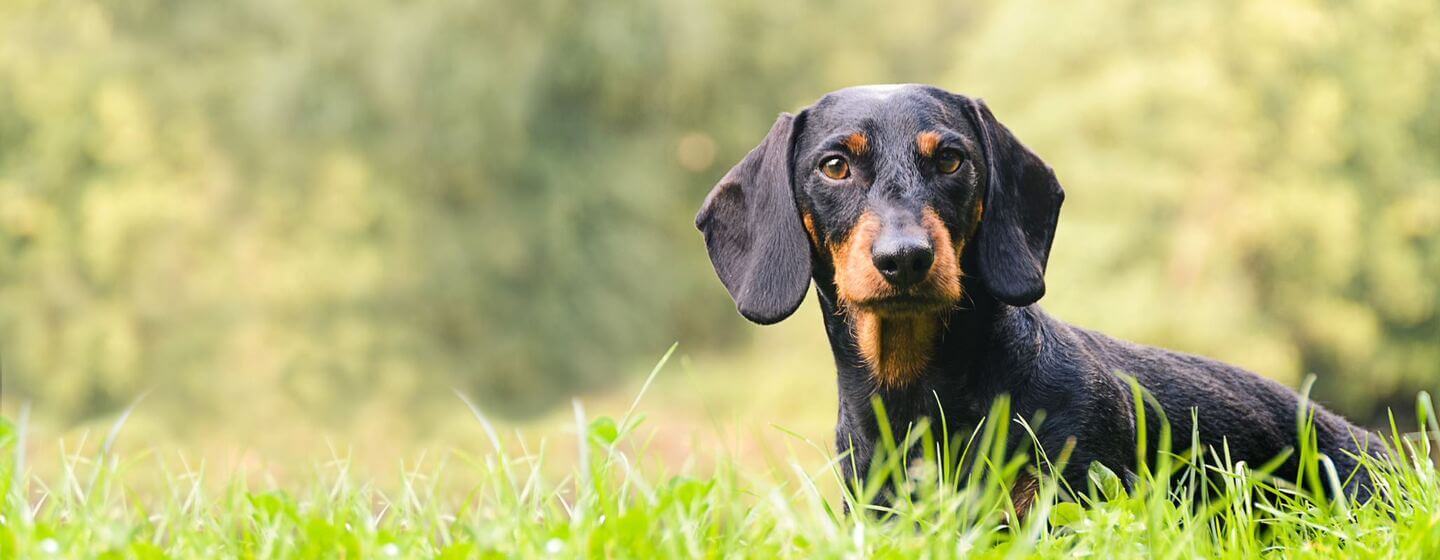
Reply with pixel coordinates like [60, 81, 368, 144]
[843, 311, 942, 387]
[814, 271, 1017, 389]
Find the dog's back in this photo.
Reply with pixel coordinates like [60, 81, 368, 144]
[1064, 318, 1383, 497]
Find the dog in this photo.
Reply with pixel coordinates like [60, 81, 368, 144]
[696, 84, 1383, 511]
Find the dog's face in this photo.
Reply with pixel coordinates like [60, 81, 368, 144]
[793, 85, 984, 317]
[697, 84, 1064, 328]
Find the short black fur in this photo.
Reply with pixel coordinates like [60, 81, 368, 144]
[696, 113, 812, 324]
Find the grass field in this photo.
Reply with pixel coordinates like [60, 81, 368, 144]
[3, 351, 1439, 558]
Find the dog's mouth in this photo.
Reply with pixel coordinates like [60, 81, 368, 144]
[849, 293, 954, 317]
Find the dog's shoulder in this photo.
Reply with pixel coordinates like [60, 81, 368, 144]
[1038, 311, 1324, 425]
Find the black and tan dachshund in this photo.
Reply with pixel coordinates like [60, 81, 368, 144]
[696, 84, 1383, 511]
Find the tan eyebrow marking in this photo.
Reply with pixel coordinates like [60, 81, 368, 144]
[842, 132, 869, 155]
[916, 131, 943, 157]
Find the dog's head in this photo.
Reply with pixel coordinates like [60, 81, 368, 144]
[697, 84, 1064, 325]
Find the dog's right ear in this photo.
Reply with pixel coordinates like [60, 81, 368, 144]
[695, 112, 811, 325]
[962, 99, 1065, 307]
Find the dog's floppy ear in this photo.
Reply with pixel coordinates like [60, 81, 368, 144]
[695, 112, 811, 324]
[962, 99, 1065, 307]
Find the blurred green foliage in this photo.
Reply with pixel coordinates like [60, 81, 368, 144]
[0, 0, 1436, 430]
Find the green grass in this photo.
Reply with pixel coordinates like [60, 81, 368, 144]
[2, 355, 1439, 558]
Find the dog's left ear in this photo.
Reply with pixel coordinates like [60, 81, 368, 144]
[962, 98, 1065, 307]
[695, 112, 812, 324]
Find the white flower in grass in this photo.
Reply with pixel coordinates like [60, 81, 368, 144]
[39, 538, 59, 554]
[546, 538, 565, 554]
[381, 543, 400, 557]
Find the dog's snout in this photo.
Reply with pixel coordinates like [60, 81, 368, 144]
[872, 234, 934, 288]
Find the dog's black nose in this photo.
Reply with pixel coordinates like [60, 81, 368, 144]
[872, 237, 934, 288]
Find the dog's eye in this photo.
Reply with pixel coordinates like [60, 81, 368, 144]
[935, 149, 963, 174]
[819, 156, 850, 180]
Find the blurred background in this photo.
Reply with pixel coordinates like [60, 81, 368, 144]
[0, 0, 1437, 476]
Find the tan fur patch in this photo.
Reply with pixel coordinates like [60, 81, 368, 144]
[851, 312, 940, 387]
[842, 132, 869, 155]
[830, 212, 888, 307]
[921, 208, 963, 305]
[1010, 472, 1040, 522]
[802, 211, 822, 249]
[916, 131, 943, 157]
[829, 208, 966, 387]
[970, 198, 984, 238]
